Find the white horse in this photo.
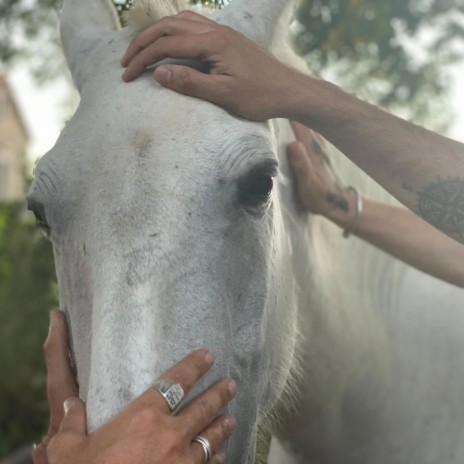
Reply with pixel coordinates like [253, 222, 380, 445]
[27, 0, 464, 463]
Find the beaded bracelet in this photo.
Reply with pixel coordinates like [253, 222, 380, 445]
[343, 186, 363, 238]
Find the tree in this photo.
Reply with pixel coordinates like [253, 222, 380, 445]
[294, 0, 464, 127]
[0, 203, 57, 457]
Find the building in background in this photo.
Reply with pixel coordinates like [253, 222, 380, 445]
[0, 75, 28, 202]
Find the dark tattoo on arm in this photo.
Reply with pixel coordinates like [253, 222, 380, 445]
[417, 178, 464, 240]
[326, 192, 350, 212]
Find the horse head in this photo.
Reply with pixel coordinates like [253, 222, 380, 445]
[27, 0, 313, 461]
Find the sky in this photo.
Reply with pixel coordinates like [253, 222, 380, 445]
[7, 57, 464, 166]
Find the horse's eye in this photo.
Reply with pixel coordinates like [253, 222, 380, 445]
[239, 174, 275, 209]
[250, 175, 274, 199]
[27, 201, 51, 239]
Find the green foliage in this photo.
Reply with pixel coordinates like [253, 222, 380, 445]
[0, 203, 57, 458]
[0, 0, 462, 124]
[0, 0, 63, 82]
[294, 0, 464, 125]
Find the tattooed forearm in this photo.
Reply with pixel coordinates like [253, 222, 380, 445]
[326, 192, 349, 212]
[417, 178, 464, 240]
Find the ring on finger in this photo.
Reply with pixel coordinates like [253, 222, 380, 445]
[152, 379, 185, 412]
[192, 435, 212, 464]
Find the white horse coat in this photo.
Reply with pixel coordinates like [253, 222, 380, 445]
[27, 0, 464, 463]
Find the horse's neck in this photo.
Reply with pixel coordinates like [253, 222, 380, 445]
[273, 118, 392, 401]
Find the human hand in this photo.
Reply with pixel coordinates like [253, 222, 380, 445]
[32, 310, 79, 464]
[121, 11, 306, 121]
[287, 122, 357, 228]
[33, 310, 236, 464]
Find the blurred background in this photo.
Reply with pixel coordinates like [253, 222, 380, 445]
[0, 0, 463, 462]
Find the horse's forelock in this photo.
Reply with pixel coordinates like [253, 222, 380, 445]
[125, 0, 189, 31]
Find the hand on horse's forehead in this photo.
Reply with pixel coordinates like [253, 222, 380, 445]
[121, 11, 305, 122]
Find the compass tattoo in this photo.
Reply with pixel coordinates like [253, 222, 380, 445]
[417, 178, 464, 240]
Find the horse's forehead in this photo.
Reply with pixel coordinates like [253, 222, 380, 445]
[58, 85, 273, 167]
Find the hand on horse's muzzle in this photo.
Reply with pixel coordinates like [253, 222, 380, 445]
[33, 310, 237, 464]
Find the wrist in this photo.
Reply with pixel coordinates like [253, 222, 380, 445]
[283, 74, 345, 129]
[326, 188, 359, 231]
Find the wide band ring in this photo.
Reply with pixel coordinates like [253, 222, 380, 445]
[192, 435, 212, 464]
[152, 379, 185, 412]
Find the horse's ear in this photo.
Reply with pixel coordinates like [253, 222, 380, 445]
[212, 0, 298, 49]
[60, 0, 120, 90]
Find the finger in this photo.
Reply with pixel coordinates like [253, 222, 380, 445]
[290, 120, 314, 147]
[32, 443, 48, 464]
[122, 17, 215, 67]
[287, 141, 313, 178]
[209, 453, 226, 464]
[44, 310, 79, 434]
[190, 415, 236, 463]
[138, 349, 215, 413]
[175, 10, 217, 24]
[58, 397, 87, 436]
[123, 33, 219, 81]
[287, 141, 315, 203]
[290, 121, 330, 166]
[178, 378, 237, 434]
[153, 64, 231, 106]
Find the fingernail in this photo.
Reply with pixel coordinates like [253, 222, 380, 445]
[204, 350, 214, 366]
[228, 379, 237, 395]
[216, 452, 226, 464]
[47, 311, 56, 337]
[155, 66, 172, 86]
[49, 310, 56, 328]
[63, 397, 77, 415]
[122, 69, 130, 81]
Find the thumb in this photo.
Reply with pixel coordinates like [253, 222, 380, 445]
[59, 397, 87, 436]
[154, 65, 228, 105]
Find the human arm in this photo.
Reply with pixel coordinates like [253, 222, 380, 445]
[287, 122, 464, 288]
[121, 12, 464, 244]
[33, 310, 236, 464]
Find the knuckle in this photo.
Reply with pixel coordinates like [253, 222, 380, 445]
[197, 395, 219, 419]
[172, 69, 193, 92]
[220, 27, 238, 44]
[177, 10, 198, 20]
[163, 428, 184, 451]
[136, 405, 159, 426]
[177, 70, 192, 90]
[45, 436, 61, 463]
[130, 37, 144, 51]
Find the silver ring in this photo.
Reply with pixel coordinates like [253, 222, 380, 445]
[192, 435, 212, 464]
[152, 379, 184, 411]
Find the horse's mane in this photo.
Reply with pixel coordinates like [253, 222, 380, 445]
[266, 31, 407, 432]
[124, 0, 190, 30]
[125, 0, 296, 35]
